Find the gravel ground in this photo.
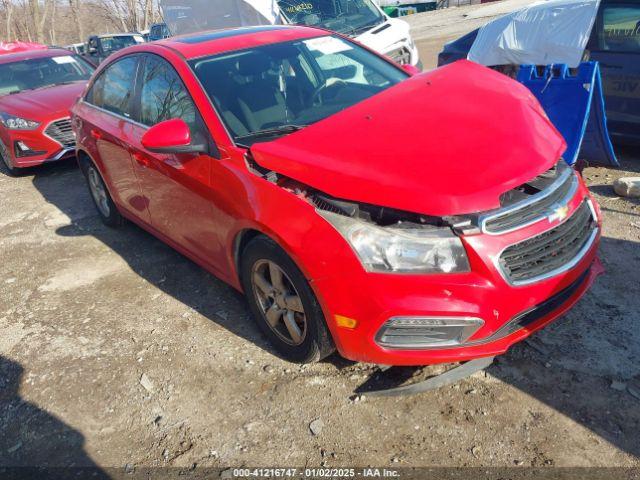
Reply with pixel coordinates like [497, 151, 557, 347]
[1, 8, 640, 474]
[1, 150, 639, 473]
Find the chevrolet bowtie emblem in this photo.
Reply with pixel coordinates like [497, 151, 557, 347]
[548, 205, 569, 223]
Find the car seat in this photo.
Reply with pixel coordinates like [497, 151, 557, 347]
[235, 53, 288, 131]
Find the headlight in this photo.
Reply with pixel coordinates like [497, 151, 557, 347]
[318, 210, 470, 274]
[1, 113, 40, 130]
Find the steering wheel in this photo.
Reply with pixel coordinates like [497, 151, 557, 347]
[311, 78, 347, 106]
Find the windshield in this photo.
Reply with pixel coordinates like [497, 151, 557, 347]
[100, 35, 144, 53]
[277, 0, 384, 35]
[0, 54, 94, 96]
[190, 35, 407, 146]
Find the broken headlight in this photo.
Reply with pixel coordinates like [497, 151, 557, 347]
[318, 210, 470, 274]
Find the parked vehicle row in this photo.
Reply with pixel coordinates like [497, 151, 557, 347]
[66, 26, 602, 365]
[160, 0, 422, 68]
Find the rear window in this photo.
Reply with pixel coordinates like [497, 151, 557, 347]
[100, 35, 145, 53]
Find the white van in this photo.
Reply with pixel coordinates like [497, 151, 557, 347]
[160, 0, 421, 67]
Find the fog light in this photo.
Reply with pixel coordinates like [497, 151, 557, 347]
[375, 316, 484, 349]
[14, 140, 45, 157]
[335, 315, 358, 329]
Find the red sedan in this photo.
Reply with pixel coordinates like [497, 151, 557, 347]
[0, 48, 94, 175]
[71, 26, 602, 365]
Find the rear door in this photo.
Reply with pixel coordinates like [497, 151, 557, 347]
[126, 53, 225, 270]
[590, 1, 640, 142]
[78, 54, 151, 223]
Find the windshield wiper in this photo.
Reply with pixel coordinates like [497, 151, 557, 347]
[235, 124, 306, 143]
[351, 18, 385, 36]
[26, 81, 81, 92]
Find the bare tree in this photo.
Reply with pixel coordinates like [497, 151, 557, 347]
[68, 0, 84, 42]
[0, 0, 162, 44]
[49, 0, 55, 43]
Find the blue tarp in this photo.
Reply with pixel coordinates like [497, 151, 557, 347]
[517, 62, 618, 167]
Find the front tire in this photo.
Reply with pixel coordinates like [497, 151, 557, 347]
[240, 235, 335, 363]
[80, 157, 123, 228]
[0, 140, 22, 177]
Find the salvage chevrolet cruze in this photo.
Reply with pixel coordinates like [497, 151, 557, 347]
[71, 25, 602, 365]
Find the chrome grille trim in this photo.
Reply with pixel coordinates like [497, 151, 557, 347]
[44, 117, 75, 148]
[479, 162, 578, 235]
[496, 200, 598, 286]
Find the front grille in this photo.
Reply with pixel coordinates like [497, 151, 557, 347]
[480, 162, 577, 234]
[44, 118, 75, 148]
[499, 201, 596, 285]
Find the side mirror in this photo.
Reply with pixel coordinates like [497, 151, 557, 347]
[141, 118, 208, 155]
[401, 63, 421, 76]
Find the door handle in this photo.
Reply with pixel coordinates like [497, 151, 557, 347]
[90, 129, 103, 140]
[132, 151, 151, 168]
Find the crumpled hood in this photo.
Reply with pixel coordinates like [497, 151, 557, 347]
[0, 82, 86, 120]
[250, 60, 566, 216]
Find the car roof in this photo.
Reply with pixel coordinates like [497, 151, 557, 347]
[154, 25, 327, 59]
[0, 48, 74, 65]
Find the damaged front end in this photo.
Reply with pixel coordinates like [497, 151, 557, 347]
[247, 151, 472, 275]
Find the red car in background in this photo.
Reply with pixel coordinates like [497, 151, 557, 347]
[0, 48, 94, 175]
[72, 26, 602, 366]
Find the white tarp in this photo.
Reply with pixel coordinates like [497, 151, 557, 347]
[160, 0, 281, 36]
[468, 0, 601, 68]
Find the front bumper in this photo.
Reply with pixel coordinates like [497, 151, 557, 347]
[310, 183, 602, 366]
[1, 125, 75, 169]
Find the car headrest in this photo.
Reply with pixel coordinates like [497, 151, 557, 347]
[237, 53, 271, 76]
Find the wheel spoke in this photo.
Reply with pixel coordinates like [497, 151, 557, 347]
[283, 311, 303, 344]
[265, 304, 282, 327]
[252, 271, 272, 296]
[284, 295, 304, 313]
[269, 262, 286, 292]
[251, 259, 307, 346]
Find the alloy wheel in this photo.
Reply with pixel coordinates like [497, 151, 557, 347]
[251, 259, 307, 346]
[87, 166, 110, 217]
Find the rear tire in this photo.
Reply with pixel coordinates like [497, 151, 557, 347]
[79, 156, 123, 228]
[240, 235, 335, 363]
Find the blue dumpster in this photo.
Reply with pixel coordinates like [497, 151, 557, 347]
[517, 62, 618, 167]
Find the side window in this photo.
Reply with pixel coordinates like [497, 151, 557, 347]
[600, 5, 640, 52]
[138, 55, 198, 130]
[86, 56, 138, 117]
[85, 70, 104, 106]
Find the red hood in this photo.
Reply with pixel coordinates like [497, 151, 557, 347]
[0, 81, 86, 121]
[250, 61, 566, 216]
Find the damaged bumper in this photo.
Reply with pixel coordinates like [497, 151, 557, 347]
[308, 177, 602, 366]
